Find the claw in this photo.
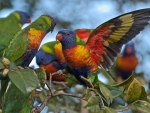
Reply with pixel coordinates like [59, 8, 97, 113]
[55, 70, 63, 76]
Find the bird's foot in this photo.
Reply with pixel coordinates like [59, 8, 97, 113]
[54, 70, 64, 76]
[80, 76, 94, 88]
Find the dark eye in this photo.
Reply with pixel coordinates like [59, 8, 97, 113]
[41, 57, 44, 61]
[66, 33, 70, 36]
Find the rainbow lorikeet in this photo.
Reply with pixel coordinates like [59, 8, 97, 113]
[56, 8, 150, 84]
[0, 15, 56, 107]
[36, 29, 92, 81]
[0, 11, 31, 56]
[115, 42, 138, 80]
[3, 15, 56, 67]
[0, 11, 31, 106]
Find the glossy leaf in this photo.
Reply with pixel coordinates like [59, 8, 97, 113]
[35, 68, 46, 88]
[111, 72, 134, 87]
[139, 86, 147, 101]
[84, 88, 92, 100]
[84, 96, 100, 108]
[99, 83, 113, 104]
[130, 100, 150, 112]
[113, 97, 125, 106]
[126, 79, 142, 104]
[8, 69, 39, 94]
[2, 83, 33, 113]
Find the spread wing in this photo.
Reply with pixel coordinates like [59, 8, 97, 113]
[85, 8, 150, 70]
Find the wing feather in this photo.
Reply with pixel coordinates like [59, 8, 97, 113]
[86, 8, 150, 70]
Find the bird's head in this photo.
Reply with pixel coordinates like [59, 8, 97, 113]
[15, 11, 31, 25]
[56, 29, 77, 49]
[36, 48, 56, 66]
[42, 15, 56, 33]
[123, 42, 135, 56]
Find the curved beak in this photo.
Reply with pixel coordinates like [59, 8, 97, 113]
[56, 34, 62, 41]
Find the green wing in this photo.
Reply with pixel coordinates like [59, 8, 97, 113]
[0, 13, 22, 56]
[3, 30, 29, 62]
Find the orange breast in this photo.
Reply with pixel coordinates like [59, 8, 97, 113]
[117, 55, 138, 71]
[63, 45, 93, 69]
[27, 28, 46, 50]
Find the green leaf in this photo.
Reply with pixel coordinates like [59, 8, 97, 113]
[126, 79, 142, 104]
[35, 68, 46, 88]
[113, 97, 125, 106]
[111, 90, 123, 98]
[2, 83, 34, 113]
[99, 83, 113, 105]
[111, 72, 134, 87]
[9, 62, 18, 69]
[139, 86, 147, 101]
[84, 88, 92, 100]
[8, 69, 39, 94]
[84, 96, 100, 108]
[0, 60, 5, 70]
[130, 100, 150, 113]
[101, 106, 117, 113]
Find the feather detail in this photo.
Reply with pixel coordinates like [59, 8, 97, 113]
[54, 43, 66, 64]
[63, 45, 93, 70]
[27, 28, 46, 50]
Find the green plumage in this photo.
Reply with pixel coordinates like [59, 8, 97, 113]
[3, 15, 56, 66]
[0, 12, 24, 56]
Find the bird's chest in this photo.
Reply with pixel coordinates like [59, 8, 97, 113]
[27, 28, 46, 50]
[63, 46, 92, 69]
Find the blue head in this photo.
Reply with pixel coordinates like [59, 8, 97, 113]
[123, 42, 135, 56]
[36, 48, 57, 66]
[15, 11, 31, 25]
[56, 29, 77, 49]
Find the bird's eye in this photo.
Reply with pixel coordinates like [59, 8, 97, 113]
[41, 57, 44, 61]
[66, 33, 70, 36]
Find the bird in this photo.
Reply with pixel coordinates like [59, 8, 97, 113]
[35, 29, 91, 81]
[115, 42, 138, 81]
[0, 15, 56, 107]
[56, 8, 150, 84]
[3, 15, 56, 67]
[0, 11, 31, 56]
[0, 10, 31, 107]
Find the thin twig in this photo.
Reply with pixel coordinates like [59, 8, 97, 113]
[80, 76, 94, 88]
[52, 81, 69, 89]
[44, 79, 54, 96]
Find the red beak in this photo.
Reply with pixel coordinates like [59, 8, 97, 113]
[56, 34, 62, 41]
[28, 19, 31, 23]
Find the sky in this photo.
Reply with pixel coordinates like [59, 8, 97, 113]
[0, 0, 150, 81]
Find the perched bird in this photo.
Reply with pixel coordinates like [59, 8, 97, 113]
[3, 15, 56, 67]
[0, 11, 31, 56]
[36, 29, 90, 81]
[115, 42, 138, 81]
[0, 11, 31, 107]
[0, 15, 56, 107]
[56, 8, 150, 84]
